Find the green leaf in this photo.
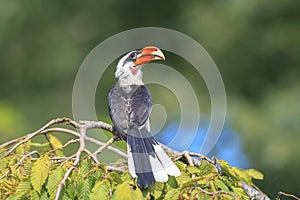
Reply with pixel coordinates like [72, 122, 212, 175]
[30, 190, 40, 200]
[61, 193, 73, 200]
[79, 159, 92, 175]
[78, 178, 91, 200]
[143, 181, 164, 199]
[121, 171, 132, 182]
[230, 185, 248, 199]
[198, 160, 216, 176]
[7, 180, 31, 200]
[48, 134, 65, 157]
[0, 156, 11, 169]
[107, 171, 123, 185]
[90, 180, 110, 200]
[39, 189, 49, 200]
[166, 176, 178, 190]
[198, 192, 211, 200]
[111, 180, 143, 200]
[175, 171, 190, 186]
[164, 188, 181, 200]
[31, 155, 51, 193]
[215, 178, 230, 192]
[152, 182, 164, 199]
[48, 134, 63, 149]
[65, 181, 76, 199]
[232, 168, 252, 184]
[246, 169, 264, 180]
[187, 165, 201, 174]
[175, 161, 187, 172]
[46, 167, 65, 199]
[30, 188, 49, 200]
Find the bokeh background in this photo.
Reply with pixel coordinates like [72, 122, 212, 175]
[1, 0, 299, 198]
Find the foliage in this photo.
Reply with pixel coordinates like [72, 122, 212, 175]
[1, 0, 300, 197]
[0, 134, 269, 200]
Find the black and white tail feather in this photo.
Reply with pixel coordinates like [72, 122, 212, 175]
[127, 127, 180, 188]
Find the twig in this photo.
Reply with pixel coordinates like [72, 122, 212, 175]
[180, 151, 194, 166]
[79, 120, 116, 134]
[55, 126, 87, 200]
[168, 148, 220, 174]
[93, 135, 119, 156]
[0, 151, 40, 180]
[106, 166, 125, 173]
[278, 191, 300, 200]
[1, 118, 73, 159]
[48, 139, 80, 154]
[0, 137, 23, 149]
[41, 127, 127, 158]
[198, 186, 238, 200]
[84, 149, 99, 164]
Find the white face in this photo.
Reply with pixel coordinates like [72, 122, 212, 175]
[115, 50, 141, 79]
[114, 46, 165, 86]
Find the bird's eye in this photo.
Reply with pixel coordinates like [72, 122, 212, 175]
[129, 52, 137, 60]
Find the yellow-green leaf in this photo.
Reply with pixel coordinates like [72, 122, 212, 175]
[7, 180, 31, 200]
[111, 180, 143, 200]
[46, 167, 65, 199]
[78, 178, 91, 200]
[246, 169, 264, 180]
[175, 161, 187, 172]
[48, 134, 65, 156]
[187, 165, 201, 174]
[164, 188, 181, 200]
[166, 176, 178, 190]
[31, 155, 51, 193]
[215, 178, 230, 192]
[48, 134, 63, 149]
[232, 168, 252, 184]
[90, 180, 110, 200]
[198, 160, 216, 176]
[175, 171, 190, 186]
[152, 181, 164, 199]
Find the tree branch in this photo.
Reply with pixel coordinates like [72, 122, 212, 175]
[0, 117, 249, 199]
[277, 191, 300, 200]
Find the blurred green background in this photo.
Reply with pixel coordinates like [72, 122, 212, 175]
[1, 0, 299, 198]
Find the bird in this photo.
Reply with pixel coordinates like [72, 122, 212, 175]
[108, 46, 181, 188]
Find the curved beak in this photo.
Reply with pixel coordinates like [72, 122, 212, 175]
[134, 46, 165, 66]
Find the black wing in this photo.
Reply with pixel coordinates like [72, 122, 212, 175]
[108, 85, 152, 135]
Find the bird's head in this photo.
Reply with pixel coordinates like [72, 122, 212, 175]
[115, 46, 165, 84]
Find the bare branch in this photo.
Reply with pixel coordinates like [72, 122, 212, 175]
[55, 125, 87, 200]
[161, 143, 219, 171]
[79, 120, 116, 134]
[84, 149, 100, 164]
[1, 117, 74, 159]
[41, 127, 127, 158]
[277, 192, 300, 200]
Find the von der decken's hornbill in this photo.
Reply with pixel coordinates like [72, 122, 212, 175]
[108, 46, 181, 188]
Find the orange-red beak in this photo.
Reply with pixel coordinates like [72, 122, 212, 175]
[134, 46, 165, 66]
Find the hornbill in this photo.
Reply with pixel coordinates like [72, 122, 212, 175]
[108, 46, 181, 188]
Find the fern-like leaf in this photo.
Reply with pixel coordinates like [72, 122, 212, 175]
[46, 167, 65, 199]
[89, 180, 110, 200]
[7, 180, 31, 200]
[31, 155, 50, 193]
[78, 178, 91, 200]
